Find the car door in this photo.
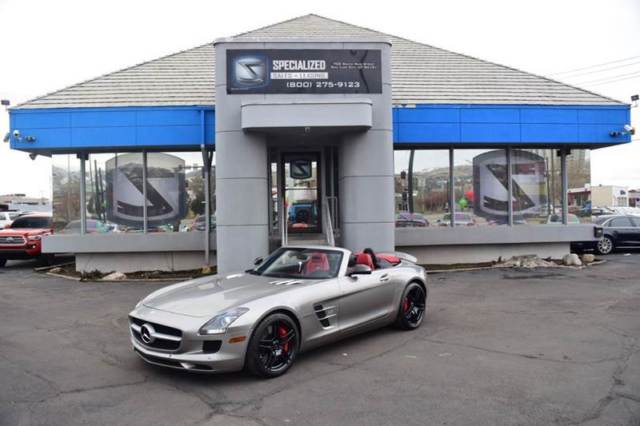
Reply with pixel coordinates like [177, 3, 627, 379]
[337, 268, 398, 333]
[608, 217, 635, 245]
[628, 217, 640, 245]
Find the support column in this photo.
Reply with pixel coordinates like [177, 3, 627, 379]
[560, 149, 569, 225]
[449, 148, 455, 227]
[201, 145, 212, 267]
[339, 128, 394, 252]
[142, 151, 148, 233]
[507, 147, 513, 226]
[78, 153, 87, 235]
[215, 131, 269, 274]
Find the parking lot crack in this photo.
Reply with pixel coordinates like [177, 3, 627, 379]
[419, 337, 627, 365]
[563, 337, 637, 425]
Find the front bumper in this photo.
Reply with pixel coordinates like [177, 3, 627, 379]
[129, 305, 249, 374]
[0, 242, 42, 259]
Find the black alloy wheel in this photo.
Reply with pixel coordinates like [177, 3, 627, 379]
[0, 258, 6, 268]
[247, 313, 299, 378]
[396, 282, 426, 330]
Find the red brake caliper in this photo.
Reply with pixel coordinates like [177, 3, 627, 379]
[403, 298, 410, 313]
[277, 325, 289, 353]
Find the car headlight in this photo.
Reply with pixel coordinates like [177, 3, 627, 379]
[27, 235, 42, 241]
[199, 307, 249, 335]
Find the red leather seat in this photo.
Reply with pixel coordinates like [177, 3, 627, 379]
[305, 252, 330, 274]
[355, 252, 375, 270]
[377, 253, 401, 265]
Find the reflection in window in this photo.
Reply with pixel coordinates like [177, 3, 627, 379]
[394, 150, 450, 227]
[52, 155, 81, 232]
[512, 149, 590, 224]
[454, 149, 506, 226]
[53, 151, 215, 235]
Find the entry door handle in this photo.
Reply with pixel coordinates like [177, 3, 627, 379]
[380, 274, 390, 282]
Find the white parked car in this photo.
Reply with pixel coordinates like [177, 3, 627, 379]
[0, 211, 20, 229]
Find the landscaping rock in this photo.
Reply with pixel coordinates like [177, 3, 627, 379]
[581, 254, 596, 264]
[103, 271, 127, 281]
[499, 255, 556, 269]
[562, 253, 582, 267]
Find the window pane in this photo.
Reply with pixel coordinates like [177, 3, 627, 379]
[146, 152, 214, 233]
[510, 149, 549, 225]
[609, 217, 632, 227]
[454, 149, 506, 226]
[512, 149, 591, 225]
[394, 150, 411, 214]
[81, 152, 215, 234]
[566, 150, 591, 223]
[52, 155, 82, 232]
[11, 216, 52, 229]
[79, 153, 144, 234]
[394, 149, 451, 227]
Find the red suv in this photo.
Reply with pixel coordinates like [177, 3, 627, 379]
[0, 213, 53, 267]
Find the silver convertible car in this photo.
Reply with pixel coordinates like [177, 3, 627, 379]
[129, 246, 428, 378]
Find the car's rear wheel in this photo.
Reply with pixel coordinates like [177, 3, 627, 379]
[396, 282, 426, 330]
[246, 313, 299, 378]
[0, 258, 6, 268]
[596, 236, 614, 255]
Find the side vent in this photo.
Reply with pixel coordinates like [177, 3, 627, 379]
[269, 279, 303, 286]
[313, 304, 337, 329]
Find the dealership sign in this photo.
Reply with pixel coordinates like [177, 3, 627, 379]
[227, 49, 382, 94]
[473, 150, 547, 219]
[106, 153, 186, 227]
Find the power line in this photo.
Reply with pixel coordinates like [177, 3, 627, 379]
[578, 71, 640, 87]
[550, 55, 640, 76]
[554, 60, 640, 78]
[574, 69, 640, 84]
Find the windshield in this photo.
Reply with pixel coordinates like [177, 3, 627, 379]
[251, 248, 343, 279]
[10, 216, 52, 229]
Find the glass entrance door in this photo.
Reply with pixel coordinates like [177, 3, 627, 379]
[282, 153, 320, 234]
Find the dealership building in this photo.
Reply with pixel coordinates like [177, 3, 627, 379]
[7, 15, 632, 273]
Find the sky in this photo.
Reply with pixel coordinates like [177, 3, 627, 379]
[0, 0, 639, 197]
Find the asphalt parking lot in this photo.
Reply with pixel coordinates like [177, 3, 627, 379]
[1, 254, 639, 426]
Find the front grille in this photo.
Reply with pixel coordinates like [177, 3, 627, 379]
[0, 236, 26, 245]
[129, 316, 182, 351]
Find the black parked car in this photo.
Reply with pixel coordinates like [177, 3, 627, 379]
[572, 215, 640, 255]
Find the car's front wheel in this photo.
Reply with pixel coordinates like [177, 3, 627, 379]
[246, 313, 299, 378]
[596, 236, 614, 255]
[396, 282, 427, 330]
[0, 258, 6, 268]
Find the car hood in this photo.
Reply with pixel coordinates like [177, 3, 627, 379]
[143, 272, 311, 318]
[0, 228, 50, 237]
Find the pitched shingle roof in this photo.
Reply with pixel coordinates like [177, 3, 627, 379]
[15, 14, 621, 109]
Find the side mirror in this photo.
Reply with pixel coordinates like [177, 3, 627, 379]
[4, 224, 10, 229]
[253, 256, 263, 266]
[348, 264, 372, 276]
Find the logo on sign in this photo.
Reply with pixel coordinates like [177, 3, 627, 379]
[473, 150, 546, 220]
[233, 55, 267, 87]
[105, 153, 186, 227]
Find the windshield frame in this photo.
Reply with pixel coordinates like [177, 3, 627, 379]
[250, 247, 345, 280]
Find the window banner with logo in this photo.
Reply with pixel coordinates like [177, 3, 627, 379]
[226, 49, 382, 94]
[106, 153, 186, 227]
[473, 150, 547, 220]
